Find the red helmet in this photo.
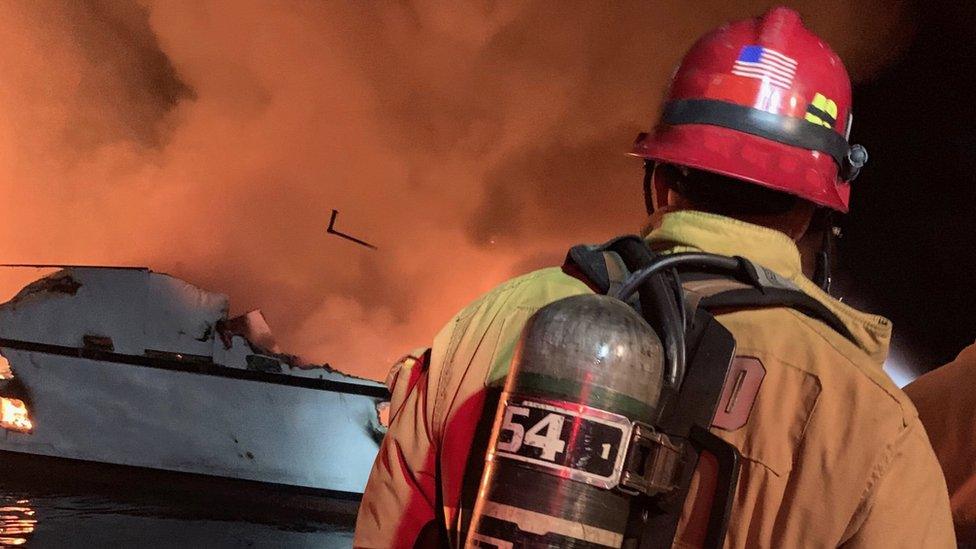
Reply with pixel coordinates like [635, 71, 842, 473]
[632, 7, 867, 212]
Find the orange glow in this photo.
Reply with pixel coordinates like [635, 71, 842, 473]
[0, 501, 36, 546]
[0, 398, 32, 433]
[0, 356, 10, 380]
[376, 401, 391, 429]
[0, 3, 912, 380]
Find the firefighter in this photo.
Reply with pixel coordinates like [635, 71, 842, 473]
[905, 342, 976, 544]
[355, 7, 955, 548]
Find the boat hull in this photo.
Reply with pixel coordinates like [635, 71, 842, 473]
[0, 348, 384, 495]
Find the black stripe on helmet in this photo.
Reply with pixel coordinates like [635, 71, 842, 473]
[661, 99, 850, 168]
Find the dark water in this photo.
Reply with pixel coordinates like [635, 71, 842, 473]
[0, 482, 356, 548]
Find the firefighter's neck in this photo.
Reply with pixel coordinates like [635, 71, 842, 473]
[648, 189, 819, 279]
[797, 227, 827, 281]
[661, 189, 815, 240]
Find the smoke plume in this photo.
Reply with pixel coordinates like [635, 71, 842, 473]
[0, 0, 912, 378]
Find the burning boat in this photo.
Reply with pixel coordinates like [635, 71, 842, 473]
[0, 266, 388, 500]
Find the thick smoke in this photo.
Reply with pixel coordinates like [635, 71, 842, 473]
[0, 0, 911, 378]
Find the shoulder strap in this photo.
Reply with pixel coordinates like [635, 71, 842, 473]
[564, 236, 857, 345]
[565, 236, 638, 296]
[696, 285, 855, 343]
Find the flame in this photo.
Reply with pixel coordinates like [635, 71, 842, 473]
[0, 3, 914, 380]
[376, 401, 391, 429]
[0, 398, 32, 433]
[0, 356, 10, 380]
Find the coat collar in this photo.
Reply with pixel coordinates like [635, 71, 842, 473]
[646, 210, 892, 365]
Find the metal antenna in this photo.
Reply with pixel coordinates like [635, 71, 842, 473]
[327, 209, 377, 250]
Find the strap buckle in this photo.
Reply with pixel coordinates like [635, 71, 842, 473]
[618, 422, 683, 496]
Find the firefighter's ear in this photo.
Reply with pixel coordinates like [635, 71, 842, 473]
[642, 161, 675, 214]
[655, 177, 672, 210]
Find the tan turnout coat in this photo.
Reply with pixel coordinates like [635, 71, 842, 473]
[906, 342, 976, 544]
[356, 211, 955, 548]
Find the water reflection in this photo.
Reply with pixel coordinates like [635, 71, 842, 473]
[0, 486, 355, 548]
[0, 498, 35, 547]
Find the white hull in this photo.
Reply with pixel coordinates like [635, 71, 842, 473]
[0, 267, 387, 496]
[0, 348, 383, 495]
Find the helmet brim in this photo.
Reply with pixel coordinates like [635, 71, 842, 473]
[631, 124, 850, 213]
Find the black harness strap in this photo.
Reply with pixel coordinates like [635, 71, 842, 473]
[605, 242, 737, 549]
[564, 239, 858, 347]
[699, 287, 855, 343]
[563, 236, 860, 549]
[605, 237, 688, 395]
[565, 236, 643, 298]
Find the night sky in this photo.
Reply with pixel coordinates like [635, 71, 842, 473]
[838, 1, 976, 372]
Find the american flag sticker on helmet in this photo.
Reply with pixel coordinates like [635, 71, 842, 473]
[731, 45, 797, 89]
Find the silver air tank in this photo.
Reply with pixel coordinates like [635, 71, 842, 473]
[466, 294, 668, 548]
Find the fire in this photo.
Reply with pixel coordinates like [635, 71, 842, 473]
[376, 401, 391, 429]
[0, 3, 911, 380]
[0, 356, 10, 380]
[0, 398, 32, 433]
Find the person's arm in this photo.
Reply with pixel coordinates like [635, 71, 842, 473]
[905, 342, 976, 543]
[354, 350, 441, 549]
[354, 268, 593, 547]
[839, 418, 956, 548]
